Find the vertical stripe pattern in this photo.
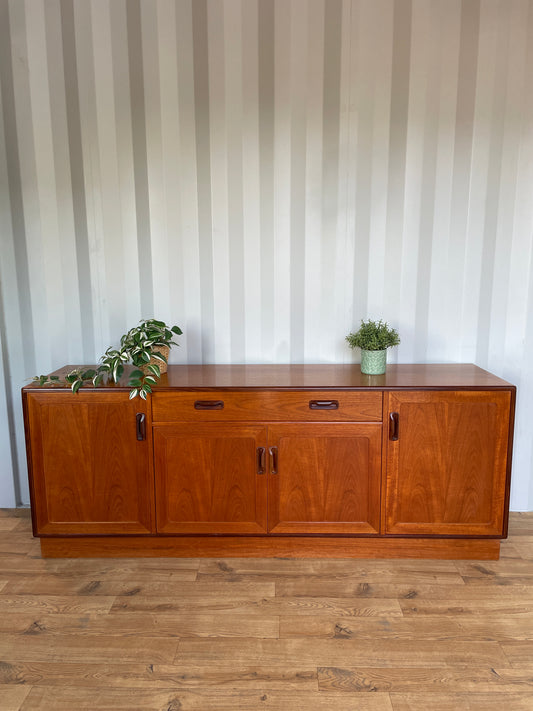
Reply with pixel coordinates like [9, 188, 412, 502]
[1, 0, 533, 509]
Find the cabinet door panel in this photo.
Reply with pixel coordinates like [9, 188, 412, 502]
[26, 392, 154, 535]
[385, 391, 511, 536]
[268, 424, 381, 534]
[154, 424, 268, 534]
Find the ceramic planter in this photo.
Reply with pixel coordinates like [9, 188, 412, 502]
[360, 349, 387, 375]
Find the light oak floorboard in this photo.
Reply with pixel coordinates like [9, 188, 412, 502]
[3, 570, 199, 595]
[175, 638, 510, 667]
[0, 594, 116, 615]
[390, 692, 533, 710]
[0, 686, 32, 711]
[318, 665, 533, 692]
[0, 662, 317, 690]
[197, 558, 461, 577]
[0, 612, 279, 638]
[0, 634, 179, 663]
[20, 687, 394, 710]
[112, 594, 403, 616]
[1, 510, 533, 710]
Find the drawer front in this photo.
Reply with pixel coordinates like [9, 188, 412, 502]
[152, 390, 382, 422]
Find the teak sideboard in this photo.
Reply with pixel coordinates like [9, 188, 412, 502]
[22, 364, 516, 560]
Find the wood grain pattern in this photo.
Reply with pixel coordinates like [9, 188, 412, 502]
[33, 363, 514, 391]
[19, 687, 395, 710]
[152, 364, 515, 390]
[38, 536, 501, 560]
[154, 424, 268, 534]
[385, 391, 511, 536]
[1, 510, 533, 710]
[267, 424, 382, 534]
[152, 390, 382, 422]
[24, 392, 154, 535]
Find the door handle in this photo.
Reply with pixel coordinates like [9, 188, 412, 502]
[257, 447, 266, 475]
[194, 400, 224, 410]
[269, 446, 278, 475]
[309, 400, 339, 410]
[136, 413, 146, 441]
[389, 412, 399, 441]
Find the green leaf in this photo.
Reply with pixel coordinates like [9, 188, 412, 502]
[81, 369, 96, 380]
[129, 388, 139, 400]
[171, 326, 183, 335]
[147, 364, 161, 378]
[72, 379, 83, 394]
[139, 389, 147, 400]
[49, 375, 60, 381]
[151, 351, 167, 363]
[130, 369, 144, 379]
[93, 373, 104, 387]
[144, 376, 157, 385]
[65, 372, 78, 384]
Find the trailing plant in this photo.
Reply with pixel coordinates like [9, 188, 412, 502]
[346, 319, 400, 352]
[34, 319, 183, 400]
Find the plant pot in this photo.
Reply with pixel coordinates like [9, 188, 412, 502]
[360, 349, 387, 375]
[142, 345, 170, 374]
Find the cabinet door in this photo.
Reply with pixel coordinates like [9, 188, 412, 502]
[385, 391, 512, 536]
[154, 424, 268, 534]
[25, 392, 154, 535]
[267, 424, 382, 534]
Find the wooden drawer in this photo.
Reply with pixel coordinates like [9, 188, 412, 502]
[152, 390, 382, 422]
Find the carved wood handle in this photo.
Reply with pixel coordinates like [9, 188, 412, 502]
[257, 447, 266, 475]
[269, 446, 278, 475]
[194, 400, 224, 410]
[309, 400, 339, 410]
[136, 413, 146, 441]
[389, 412, 399, 441]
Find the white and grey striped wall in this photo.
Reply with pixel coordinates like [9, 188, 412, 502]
[1, 0, 533, 509]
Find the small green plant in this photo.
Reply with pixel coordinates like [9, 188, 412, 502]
[346, 319, 400, 352]
[34, 319, 182, 400]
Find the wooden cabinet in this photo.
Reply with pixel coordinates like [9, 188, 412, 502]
[153, 420, 381, 536]
[22, 364, 515, 559]
[152, 390, 380, 534]
[267, 424, 381, 535]
[24, 391, 154, 535]
[384, 390, 512, 536]
[154, 423, 268, 534]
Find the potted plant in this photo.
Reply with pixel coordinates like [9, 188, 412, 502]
[345, 319, 400, 375]
[34, 319, 182, 399]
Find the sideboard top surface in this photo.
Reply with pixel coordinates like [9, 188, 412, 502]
[24, 363, 515, 392]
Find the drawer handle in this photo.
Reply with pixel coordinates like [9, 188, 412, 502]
[194, 400, 224, 410]
[389, 412, 399, 441]
[269, 446, 278, 475]
[309, 400, 339, 410]
[136, 413, 146, 441]
[257, 447, 266, 475]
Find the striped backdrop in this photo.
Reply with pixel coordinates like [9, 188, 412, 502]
[1, 0, 533, 509]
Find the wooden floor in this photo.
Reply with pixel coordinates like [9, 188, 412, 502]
[1, 511, 533, 710]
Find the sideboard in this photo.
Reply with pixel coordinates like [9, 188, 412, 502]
[22, 364, 515, 559]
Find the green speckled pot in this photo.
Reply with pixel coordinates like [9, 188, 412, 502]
[360, 349, 387, 375]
